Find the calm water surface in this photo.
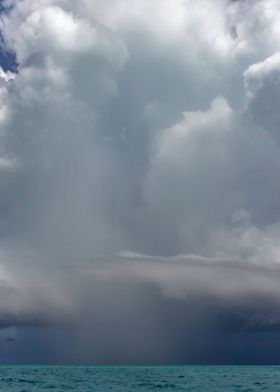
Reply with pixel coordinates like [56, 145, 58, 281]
[0, 365, 280, 391]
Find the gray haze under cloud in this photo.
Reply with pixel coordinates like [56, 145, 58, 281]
[0, 0, 279, 363]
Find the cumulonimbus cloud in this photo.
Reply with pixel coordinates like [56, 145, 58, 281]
[0, 0, 279, 363]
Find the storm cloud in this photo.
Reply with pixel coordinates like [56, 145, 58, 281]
[0, 0, 279, 363]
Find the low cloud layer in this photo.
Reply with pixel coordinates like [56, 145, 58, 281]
[0, 0, 279, 363]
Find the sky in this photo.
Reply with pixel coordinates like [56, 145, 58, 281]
[0, 0, 280, 364]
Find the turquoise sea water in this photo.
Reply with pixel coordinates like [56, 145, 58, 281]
[0, 365, 280, 391]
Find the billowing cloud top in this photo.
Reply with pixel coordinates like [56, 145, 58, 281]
[0, 0, 279, 364]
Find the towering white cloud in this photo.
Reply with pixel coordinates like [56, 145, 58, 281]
[0, 0, 280, 363]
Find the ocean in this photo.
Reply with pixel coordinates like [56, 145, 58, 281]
[0, 365, 279, 391]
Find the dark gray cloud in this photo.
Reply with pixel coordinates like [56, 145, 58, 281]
[0, 0, 278, 363]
